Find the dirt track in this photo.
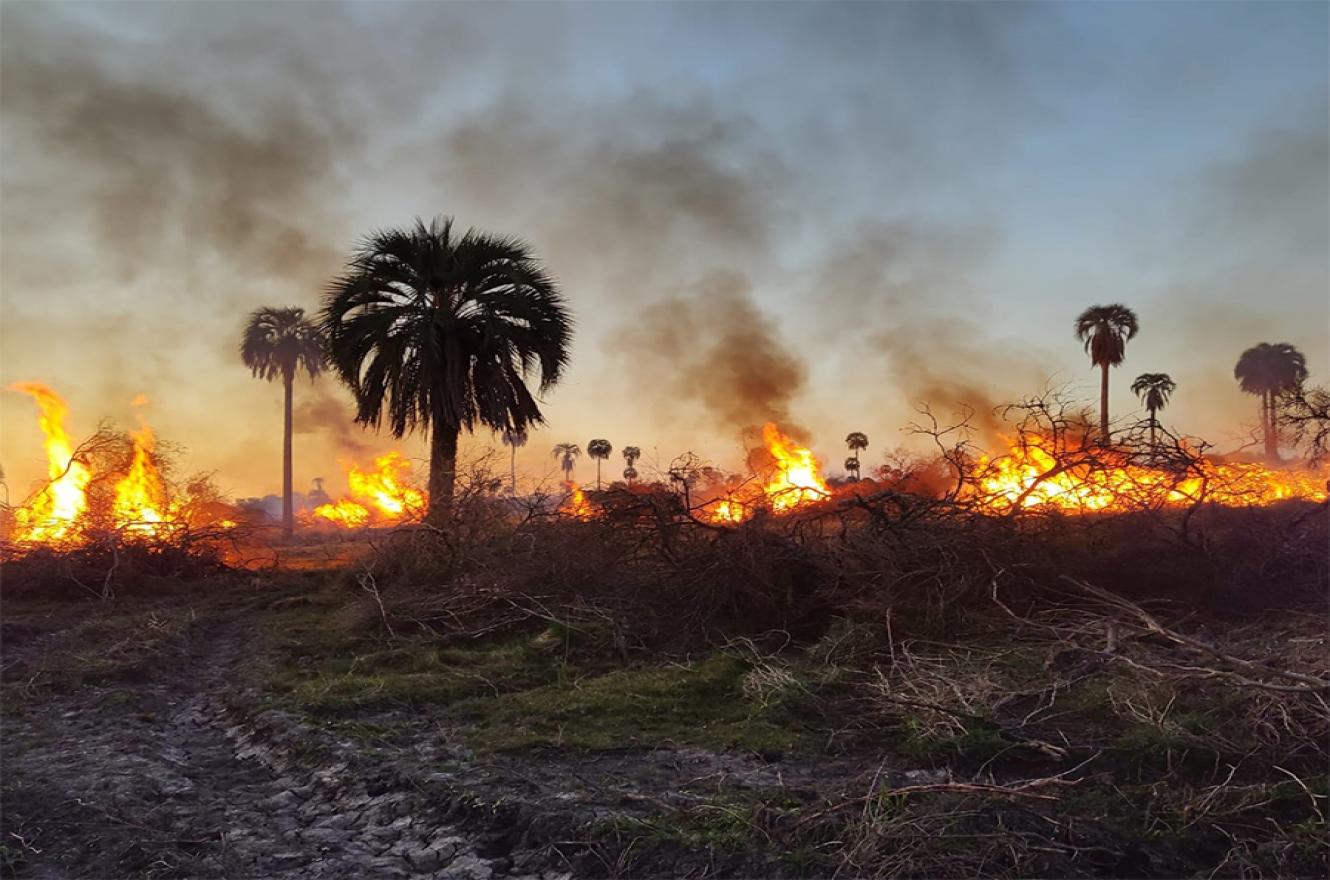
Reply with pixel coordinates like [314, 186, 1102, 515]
[0, 610, 547, 880]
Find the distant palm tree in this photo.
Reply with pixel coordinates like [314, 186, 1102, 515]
[322, 218, 571, 521]
[553, 443, 581, 482]
[502, 428, 528, 495]
[240, 306, 326, 537]
[587, 439, 612, 489]
[621, 446, 642, 483]
[845, 432, 868, 479]
[1234, 343, 1308, 460]
[844, 456, 861, 481]
[1075, 304, 1140, 444]
[1130, 373, 1176, 450]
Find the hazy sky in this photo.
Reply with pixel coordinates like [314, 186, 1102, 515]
[2, 1, 1326, 500]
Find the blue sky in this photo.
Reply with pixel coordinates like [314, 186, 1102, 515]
[1, 2, 1325, 496]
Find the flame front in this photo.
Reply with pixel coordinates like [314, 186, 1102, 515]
[312, 452, 424, 527]
[113, 421, 173, 535]
[761, 423, 831, 512]
[975, 436, 1330, 514]
[9, 382, 92, 544]
[705, 423, 830, 523]
[559, 481, 594, 519]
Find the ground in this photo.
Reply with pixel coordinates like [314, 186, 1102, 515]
[1, 571, 1326, 879]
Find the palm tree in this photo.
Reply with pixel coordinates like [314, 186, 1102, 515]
[501, 428, 528, 495]
[553, 443, 581, 482]
[844, 456, 861, 481]
[845, 432, 868, 479]
[586, 439, 612, 489]
[621, 446, 641, 483]
[1234, 343, 1308, 460]
[240, 306, 325, 537]
[1074, 304, 1140, 444]
[1130, 373, 1176, 450]
[322, 218, 572, 521]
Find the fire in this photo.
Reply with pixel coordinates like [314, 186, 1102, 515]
[113, 421, 173, 536]
[312, 498, 371, 528]
[8, 382, 92, 544]
[559, 481, 595, 519]
[974, 436, 1329, 514]
[5, 383, 241, 548]
[760, 423, 831, 512]
[311, 452, 424, 527]
[704, 423, 830, 523]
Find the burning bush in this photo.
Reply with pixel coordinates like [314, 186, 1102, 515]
[1, 383, 254, 593]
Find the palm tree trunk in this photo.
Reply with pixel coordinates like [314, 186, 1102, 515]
[510, 446, 517, 495]
[595, 459, 602, 490]
[1099, 362, 1111, 445]
[1264, 390, 1280, 461]
[428, 423, 459, 520]
[282, 371, 294, 538]
[1149, 409, 1157, 451]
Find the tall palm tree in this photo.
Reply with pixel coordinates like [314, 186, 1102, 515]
[1130, 373, 1176, 450]
[1234, 343, 1308, 460]
[1074, 304, 1140, 444]
[240, 306, 325, 537]
[553, 443, 581, 482]
[322, 218, 571, 521]
[621, 446, 641, 483]
[501, 428, 528, 495]
[586, 439, 612, 489]
[845, 432, 868, 478]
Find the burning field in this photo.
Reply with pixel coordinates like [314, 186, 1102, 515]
[4, 384, 1328, 555]
[3, 382, 236, 549]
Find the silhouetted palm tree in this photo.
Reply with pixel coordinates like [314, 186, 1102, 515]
[322, 218, 571, 520]
[845, 432, 868, 479]
[1130, 373, 1176, 450]
[553, 443, 581, 482]
[587, 439, 612, 489]
[844, 456, 861, 481]
[502, 428, 528, 495]
[1234, 343, 1307, 460]
[240, 306, 325, 537]
[1074, 304, 1139, 444]
[622, 446, 642, 483]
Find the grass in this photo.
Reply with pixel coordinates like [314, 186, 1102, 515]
[451, 653, 816, 753]
[259, 582, 822, 754]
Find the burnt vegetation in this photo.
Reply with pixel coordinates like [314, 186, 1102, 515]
[4, 389, 1329, 879]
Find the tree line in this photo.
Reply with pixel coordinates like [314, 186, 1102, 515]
[239, 218, 1317, 534]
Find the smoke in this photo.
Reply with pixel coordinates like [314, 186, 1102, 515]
[292, 383, 371, 456]
[433, 94, 786, 298]
[615, 271, 809, 440]
[0, 8, 354, 288]
[804, 221, 1056, 444]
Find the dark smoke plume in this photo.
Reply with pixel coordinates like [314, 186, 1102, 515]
[616, 271, 809, 440]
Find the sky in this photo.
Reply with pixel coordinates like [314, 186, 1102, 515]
[1, 1, 1327, 501]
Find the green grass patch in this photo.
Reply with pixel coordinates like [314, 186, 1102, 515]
[452, 653, 815, 753]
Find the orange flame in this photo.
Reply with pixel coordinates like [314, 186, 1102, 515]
[312, 452, 424, 527]
[705, 423, 830, 523]
[112, 421, 173, 535]
[8, 382, 92, 544]
[312, 498, 372, 528]
[974, 436, 1329, 514]
[559, 481, 595, 519]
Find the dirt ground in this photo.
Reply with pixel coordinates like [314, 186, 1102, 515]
[3, 576, 1326, 880]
